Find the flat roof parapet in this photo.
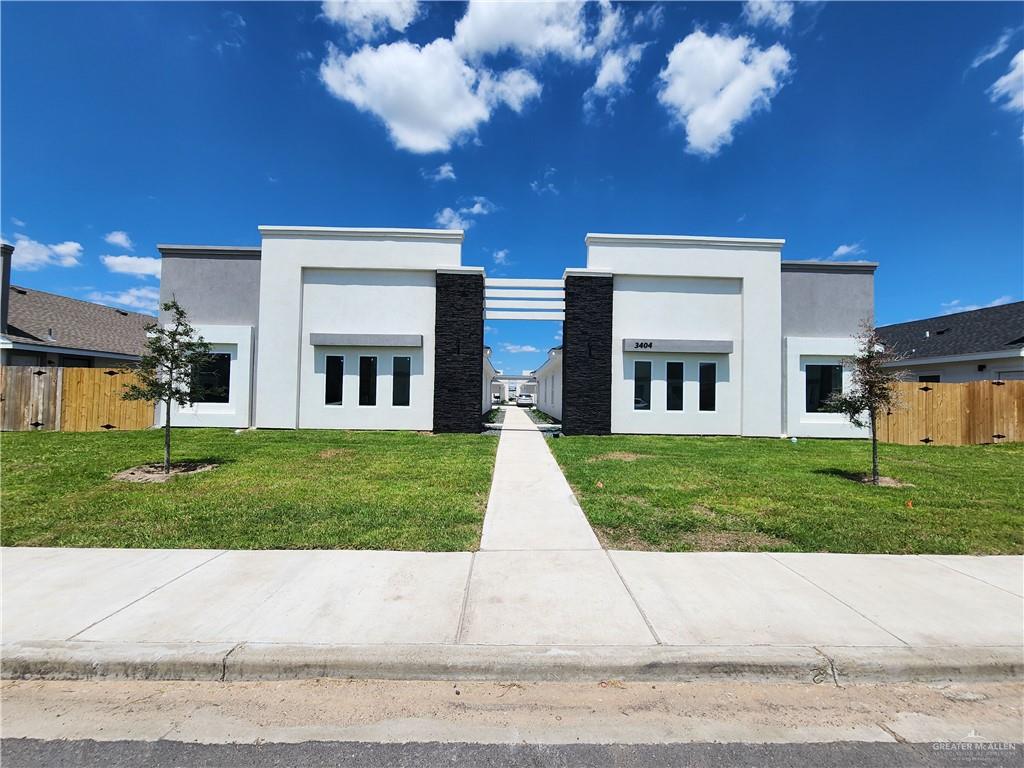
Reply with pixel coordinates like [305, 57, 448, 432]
[585, 233, 786, 249]
[258, 225, 464, 243]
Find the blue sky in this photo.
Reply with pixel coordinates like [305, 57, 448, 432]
[2, 1, 1022, 373]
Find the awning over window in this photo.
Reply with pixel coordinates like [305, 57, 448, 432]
[622, 338, 734, 354]
[309, 333, 423, 347]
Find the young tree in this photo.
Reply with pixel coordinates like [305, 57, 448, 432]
[824, 323, 907, 485]
[122, 299, 218, 473]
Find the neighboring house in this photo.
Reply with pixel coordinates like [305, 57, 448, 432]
[0, 243, 151, 367]
[877, 302, 1024, 382]
[159, 226, 876, 437]
[534, 347, 562, 420]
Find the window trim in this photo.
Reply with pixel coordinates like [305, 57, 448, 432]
[666, 360, 685, 412]
[324, 354, 344, 407]
[698, 360, 717, 413]
[633, 359, 653, 411]
[391, 355, 411, 407]
[358, 355, 378, 407]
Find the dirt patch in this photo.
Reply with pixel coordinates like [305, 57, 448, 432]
[857, 475, 914, 488]
[587, 452, 648, 463]
[680, 530, 791, 551]
[318, 448, 354, 460]
[112, 462, 217, 483]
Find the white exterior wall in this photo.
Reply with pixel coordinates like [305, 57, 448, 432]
[482, 353, 497, 413]
[166, 324, 254, 429]
[586, 237, 783, 437]
[783, 336, 866, 438]
[898, 355, 1024, 382]
[534, 351, 563, 420]
[254, 228, 462, 429]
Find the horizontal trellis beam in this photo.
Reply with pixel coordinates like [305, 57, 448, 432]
[484, 278, 564, 288]
[485, 310, 565, 321]
[485, 299, 566, 310]
[485, 288, 566, 299]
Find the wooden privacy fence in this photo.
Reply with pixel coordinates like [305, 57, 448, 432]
[0, 366, 156, 432]
[876, 380, 1024, 446]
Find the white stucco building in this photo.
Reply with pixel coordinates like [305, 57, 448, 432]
[160, 227, 877, 438]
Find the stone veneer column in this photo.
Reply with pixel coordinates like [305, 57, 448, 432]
[562, 274, 613, 435]
[433, 270, 484, 433]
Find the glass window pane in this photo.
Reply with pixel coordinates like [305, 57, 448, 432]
[325, 356, 343, 405]
[392, 356, 411, 406]
[193, 353, 230, 403]
[698, 362, 716, 412]
[805, 364, 842, 412]
[359, 356, 377, 406]
[633, 360, 651, 410]
[666, 362, 684, 411]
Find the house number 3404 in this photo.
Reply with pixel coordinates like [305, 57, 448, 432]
[633, 341, 653, 350]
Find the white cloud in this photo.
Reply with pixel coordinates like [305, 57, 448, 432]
[971, 28, 1019, 70]
[87, 286, 160, 313]
[215, 10, 246, 54]
[530, 166, 559, 195]
[989, 50, 1024, 113]
[657, 31, 792, 157]
[423, 162, 456, 182]
[940, 295, 1015, 315]
[501, 343, 539, 354]
[8, 235, 82, 271]
[321, 0, 419, 42]
[101, 254, 161, 278]
[10, 216, 25, 228]
[493, 248, 509, 265]
[434, 207, 471, 230]
[104, 230, 134, 250]
[743, 1, 794, 30]
[434, 195, 497, 229]
[831, 242, 865, 259]
[633, 4, 664, 30]
[585, 43, 646, 116]
[320, 39, 540, 153]
[453, 0, 591, 62]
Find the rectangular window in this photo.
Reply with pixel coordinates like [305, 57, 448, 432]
[918, 374, 941, 383]
[325, 355, 344, 405]
[359, 356, 377, 406]
[805, 364, 842, 412]
[698, 362, 716, 412]
[633, 360, 651, 410]
[193, 353, 231, 403]
[392, 356, 411, 406]
[666, 362, 684, 411]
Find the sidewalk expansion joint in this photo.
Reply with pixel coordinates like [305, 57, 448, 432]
[765, 553, 910, 647]
[812, 646, 842, 688]
[604, 549, 662, 646]
[64, 549, 229, 642]
[221, 642, 243, 682]
[454, 551, 477, 645]
[920, 555, 1023, 598]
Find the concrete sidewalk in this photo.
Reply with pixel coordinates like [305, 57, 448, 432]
[2, 547, 1021, 682]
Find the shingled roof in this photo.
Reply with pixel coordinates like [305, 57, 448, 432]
[877, 301, 1024, 360]
[2, 285, 152, 358]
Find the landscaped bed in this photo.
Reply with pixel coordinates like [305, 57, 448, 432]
[1, 429, 497, 551]
[548, 436, 1024, 555]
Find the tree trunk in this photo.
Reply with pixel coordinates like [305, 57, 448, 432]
[870, 409, 879, 485]
[164, 397, 172, 474]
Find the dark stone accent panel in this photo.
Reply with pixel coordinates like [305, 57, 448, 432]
[562, 275, 613, 435]
[433, 272, 484, 433]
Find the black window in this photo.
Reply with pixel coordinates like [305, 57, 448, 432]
[61, 355, 92, 368]
[805, 364, 842, 412]
[666, 362, 684, 411]
[325, 356, 344, 405]
[633, 360, 651, 410]
[359, 356, 377, 406]
[193, 353, 230, 403]
[392, 356, 411, 406]
[698, 362, 716, 412]
[918, 374, 941, 383]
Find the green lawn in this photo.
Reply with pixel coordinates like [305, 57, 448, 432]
[548, 436, 1024, 555]
[1, 429, 496, 551]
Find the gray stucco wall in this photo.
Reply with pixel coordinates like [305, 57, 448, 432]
[159, 252, 261, 326]
[781, 265, 875, 337]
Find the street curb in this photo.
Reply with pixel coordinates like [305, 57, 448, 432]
[3, 642, 1021, 684]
